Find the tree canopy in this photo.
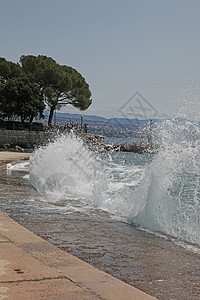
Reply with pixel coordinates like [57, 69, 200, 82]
[0, 75, 44, 123]
[0, 55, 92, 125]
[0, 58, 22, 82]
[20, 55, 92, 125]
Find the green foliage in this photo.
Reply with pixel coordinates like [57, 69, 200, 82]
[0, 58, 22, 82]
[0, 75, 45, 123]
[61, 65, 92, 109]
[20, 55, 92, 125]
[0, 55, 92, 126]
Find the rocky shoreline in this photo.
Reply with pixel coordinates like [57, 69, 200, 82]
[83, 134, 158, 154]
[0, 129, 158, 154]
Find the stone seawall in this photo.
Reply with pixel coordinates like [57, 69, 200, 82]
[0, 129, 54, 148]
[0, 129, 105, 150]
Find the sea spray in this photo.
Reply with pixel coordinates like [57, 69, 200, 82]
[93, 152, 147, 219]
[30, 134, 144, 217]
[94, 117, 200, 245]
[129, 119, 200, 245]
[29, 119, 200, 246]
[30, 133, 98, 201]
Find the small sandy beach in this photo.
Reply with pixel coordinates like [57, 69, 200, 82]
[0, 152, 31, 176]
[0, 151, 31, 162]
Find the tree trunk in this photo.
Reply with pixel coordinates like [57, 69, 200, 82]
[21, 115, 25, 124]
[48, 106, 55, 126]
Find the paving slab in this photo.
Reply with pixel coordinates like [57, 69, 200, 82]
[0, 243, 59, 282]
[0, 233, 9, 243]
[0, 211, 157, 300]
[0, 279, 101, 300]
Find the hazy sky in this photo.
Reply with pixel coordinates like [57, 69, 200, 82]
[1, 0, 200, 119]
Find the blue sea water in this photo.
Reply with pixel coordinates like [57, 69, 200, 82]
[104, 136, 147, 145]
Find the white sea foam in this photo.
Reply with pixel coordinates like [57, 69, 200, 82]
[10, 161, 30, 171]
[30, 133, 98, 200]
[126, 89, 200, 246]
[29, 104, 200, 247]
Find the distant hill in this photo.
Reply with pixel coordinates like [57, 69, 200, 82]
[44, 111, 107, 122]
[44, 110, 160, 126]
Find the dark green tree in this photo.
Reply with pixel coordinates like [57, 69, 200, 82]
[0, 57, 22, 82]
[0, 75, 45, 123]
[20, 55, 92, 125]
